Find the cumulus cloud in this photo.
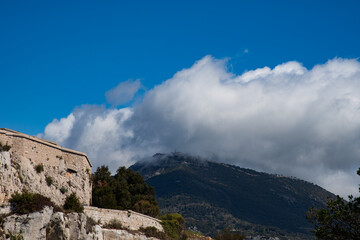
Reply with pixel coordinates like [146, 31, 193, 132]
[39, 113, 75, 143]
[105, 79, 142, 106]
[41, 55, 360, 197]
[42, 105, 136, 170]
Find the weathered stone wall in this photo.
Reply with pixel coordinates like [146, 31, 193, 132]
[0, 128, 92, 206]
[84, 206, 164, 232]
[0, 128, 165, 237]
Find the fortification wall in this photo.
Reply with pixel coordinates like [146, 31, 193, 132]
[84, 206, 164, 232]
[0, 128, 92, 206]
[0, 128, 167, 238]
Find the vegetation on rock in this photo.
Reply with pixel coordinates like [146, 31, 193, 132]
[34, 163, 44, 173]
[9, 191, 60, 214]
[63, 192, 84, 213]
[103, 219, 124, 230]
[7, 231, 24, 240]
[307, 167, 360, 239]
[92, 165, 159, 217]
[0, 143, 11, 152]
[160, 213, 187, 240]
[140, 226, 168, 240]
[45, 176, 53, 186]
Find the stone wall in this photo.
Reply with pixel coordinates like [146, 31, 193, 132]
[84, 206, 164, 232]
[0, 128, 92, 206]
[0, 128, 165, 237]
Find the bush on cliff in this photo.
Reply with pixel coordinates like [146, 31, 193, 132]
[9, 191, 60, 214]
[140, 226, 168, 240]
[92, 165, 159, 217]
[0, 143, 11, 152]
[63, 193, 84, 213]
[34, 163, 44, 173]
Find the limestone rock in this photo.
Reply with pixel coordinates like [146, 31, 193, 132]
[3, 206, 53, 240]
[0, 207, 160, 240]
[0, 128, 92, 207]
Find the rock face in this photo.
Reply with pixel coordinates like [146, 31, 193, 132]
[0, 129, 164, 239]
[0, 128, 92, 206]
[1, 206, 159, 240]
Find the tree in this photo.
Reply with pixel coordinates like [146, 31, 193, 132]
[114, 166, 159, 215]
[92, 165, 160, 217]
[307, 168, 360, 239]
[92, 166, 117, 209]
[160, 213, 187, 240]
[63, 192, 84, 213]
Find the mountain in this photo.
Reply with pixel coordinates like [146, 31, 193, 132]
[131, 152, 335, 239]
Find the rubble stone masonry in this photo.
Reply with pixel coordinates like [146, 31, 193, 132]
[0, 128, 92, 206]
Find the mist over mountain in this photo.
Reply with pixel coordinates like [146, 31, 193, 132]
[41, 56, 360, 198]
[131, 152, 335, 238]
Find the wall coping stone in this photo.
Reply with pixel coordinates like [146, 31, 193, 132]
[84, 206, 162, 223]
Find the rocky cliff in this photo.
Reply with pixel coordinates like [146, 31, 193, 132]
[0, 128, 92, 206]
[1, 206, 159, 240]
[0, 129, 165, 240]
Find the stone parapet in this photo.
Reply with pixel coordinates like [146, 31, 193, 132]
[84, 206, 164, 232]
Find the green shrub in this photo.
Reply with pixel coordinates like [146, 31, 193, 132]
[18, 175, 23, 183]
[7, 231, 24, 240]
[103, 219, 123, 230]
[63, 193, 83, 213]
[140, 226, 168, 240]
[60, 187, 67, 194]
[9, 191, 59, 214]
[160, 213, 187, 240]
[35, 164, 44, 173]
[0, 143, 11, 152]
[45, 176, 53, 186]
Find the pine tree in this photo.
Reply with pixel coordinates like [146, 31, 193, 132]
[307, 168, 360, 239]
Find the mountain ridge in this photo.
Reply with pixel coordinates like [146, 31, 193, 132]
[131, 152, 335, 239]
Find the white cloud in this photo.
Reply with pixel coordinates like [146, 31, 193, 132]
[41, 56, 360, 197]
[39, 113, 75, 144]
[42, 105, 136, 170]
[105, 79, 142, 106]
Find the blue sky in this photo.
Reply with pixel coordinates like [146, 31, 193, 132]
[1, 0, 359, 134]
[2, 1, 360, 196]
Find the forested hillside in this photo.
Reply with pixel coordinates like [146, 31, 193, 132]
[132, 153, 335, 238]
